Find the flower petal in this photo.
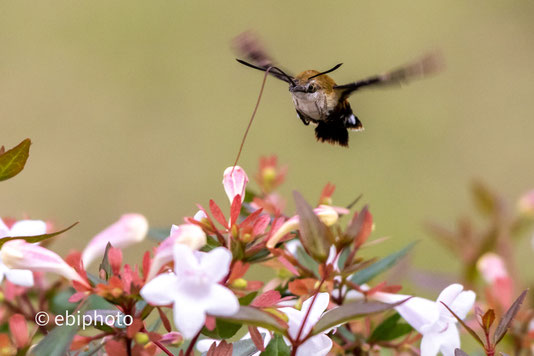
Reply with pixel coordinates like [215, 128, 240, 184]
[449, 290, 476, 320]
[296, 334, 332, 356]
[301, 293, 329, 333]
[204, 284, 239, 316]
[438, 324, 460, 356]
[420, 332, 441, 356]
[436, 284, 463, 306]
[9, 220, 47, 237]
[5, 268, 34, 287]
[173, 244, 200, 275]
[172, 296, 207, 339]
[199, 247, 232, 283]
[140, 273, 179, 305]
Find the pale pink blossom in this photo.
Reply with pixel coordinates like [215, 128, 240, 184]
[145, 224, 207, 281]
[223, 166, 249, 203]
[518, 189, 534, 216]
[82, 214, 148, 267]
[0, 218, 47, 287]
[140, 244, 239, 338]
[1, 240, 89, 287]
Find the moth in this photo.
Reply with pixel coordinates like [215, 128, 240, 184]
[234, 32, 443, 147]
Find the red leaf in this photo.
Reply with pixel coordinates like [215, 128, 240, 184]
[240, 208, 264, 228]
[142, 251, 151, 281]
[157, 307, 172, 332]
[227, 261, 249, 282]
[248, 326, 266, 352]
[252, 215, 270, 237]
[230, 195, 242, 226]
[288, 278, 317, 296]
[126, 319, 144, 339]
[108, 247, 123, 276]
[251, 290, 282, 308]
[104, 339, 128, 355]
[68, 292, 87, 303]
[9, 314, 28, 348]
[209, 200, 228, 227]
[207, 340, 233, 356]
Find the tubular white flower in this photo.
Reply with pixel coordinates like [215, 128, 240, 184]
[1, 240, 88, 287]
[267, 205, 339, 249]
[223, 166, 249, 203]
[373, 284, 476, 356]
[140, 244, 239, 339]
[0, 218, 47, 287]
[279, 293, 332, 356]
[82, 214, 148, 267]
[476, 253, 509, 284]
[146, 224, 207, 281]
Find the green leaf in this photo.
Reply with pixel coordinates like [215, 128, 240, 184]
[295, 245, 319, 278]
[0, 222, 79, 248]
[350, 242, 416, 285]
[260, 334, 290, 356]
[312, 300, 402, 335]
[30, 323, 78, 356]
[49, 289, 78, 315]
[202, 319, 242, 339]
[293, 191, 332, 263]
[0, 138, 31, 182]
[98, 243, 113, 280]
[369, 313, 412, 342]
[219, 306, 286, 335]
[494, 290, 528, 345]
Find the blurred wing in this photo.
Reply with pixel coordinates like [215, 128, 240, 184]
[334, 51, 444, 99]
[233, 31, 295, 83]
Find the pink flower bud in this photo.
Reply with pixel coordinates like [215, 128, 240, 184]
[0, 240, 89, 287]
[82, 214, 148, 267]
[476, 253, 509, 284]
[223, 166, 249, 203]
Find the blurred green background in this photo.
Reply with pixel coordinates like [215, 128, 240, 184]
[2, 1, 534, 277]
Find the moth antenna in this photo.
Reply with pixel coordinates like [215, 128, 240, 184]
[309, 63, 343, 79]
[232, 66, 273, 173]
[236, 59, 296, 86]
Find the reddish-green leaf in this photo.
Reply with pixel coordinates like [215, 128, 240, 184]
[0, 222, 78, 248]
[293, 191, 332, 263]
[219, 306, 286, 335]
[0, 138, 31, 181]
[210, 199, 228, 227]
[441, 302, 484, 347]
[482, 309, 495, 332]
[454, 349, 469, 356]
[312, 300, 404, 335]
[493, 290, 528, 345]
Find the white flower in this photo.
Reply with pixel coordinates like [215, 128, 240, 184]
[82, 214, 148, 267]
[0, 219, 47, 287]
[145, 224, 207, 281]
[140, 244, 239, 339]
[373, 284, 476, 356]
[279, 293, 333, 356]
[196, 328, 271, 356]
